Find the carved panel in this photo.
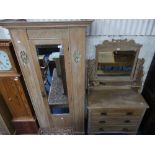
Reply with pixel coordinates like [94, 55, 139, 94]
[87, 59, 96, 81]
[27, 29, 68, 40]
[132, 58, 145, 90]
[96, 39, 142, 52]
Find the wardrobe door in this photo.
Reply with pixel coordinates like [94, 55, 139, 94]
[29, 38, 73, 130]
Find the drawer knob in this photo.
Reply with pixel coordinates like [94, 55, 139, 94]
[101, 112, 107, 116]
[124, 120, 131, 123]
[126, 112, 133, 116]
[99, 128, 104, 131]
[99, 120, 106, 124]
[122, 128, 129, 132]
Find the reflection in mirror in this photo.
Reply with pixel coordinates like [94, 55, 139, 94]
[36, 44, 69, 114]
[97, 50, 136, 76]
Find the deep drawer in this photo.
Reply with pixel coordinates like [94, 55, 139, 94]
[88, 125, 138, 133]
[89, 116, 140, 126]
[89, 108, 144, 117]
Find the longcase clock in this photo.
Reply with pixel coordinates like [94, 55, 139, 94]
[0, 40, 38, 134]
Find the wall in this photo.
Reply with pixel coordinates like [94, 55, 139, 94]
[0, 19, 155, 89]
[0, 27, 10, 39]
[86, 19, 155, 35]
[86, 19, 155, 89]
[86, 36, 155, 88]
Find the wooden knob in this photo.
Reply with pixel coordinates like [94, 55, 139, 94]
[99, 120, 106, 123]
[99, 128, 104, 131]
[101, 112, 107, 116]
[100, 82, 106, 85]
[126, 112, 133, 116]
[124, 120, 131, 123]
[122, 128, 129, 132]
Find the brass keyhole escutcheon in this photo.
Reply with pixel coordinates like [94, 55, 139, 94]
[124, 120, 131, 123]
[101, 112, 107, 116]
[126, 112, 133, 116]
[99, 120, 106, 123]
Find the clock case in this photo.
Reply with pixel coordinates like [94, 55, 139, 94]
[0, 40, 38, 134]
[0, 40, 20, 77]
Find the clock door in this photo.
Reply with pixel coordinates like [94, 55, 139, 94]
[0, 50, 12, 71]
[0, 41, 19, 76]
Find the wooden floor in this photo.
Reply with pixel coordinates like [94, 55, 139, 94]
[38, 128, 73, 135]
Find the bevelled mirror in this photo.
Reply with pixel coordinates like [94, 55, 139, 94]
[36, 44, 69, 115]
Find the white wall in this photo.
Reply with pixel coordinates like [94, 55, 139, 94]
[0, 27, 10, 39]
[86, 19, 155, 36]
[0, 23, 155, 89]
[86, 36, 155, 88]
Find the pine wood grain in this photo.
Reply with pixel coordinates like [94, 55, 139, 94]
[10, 29, 51, 129]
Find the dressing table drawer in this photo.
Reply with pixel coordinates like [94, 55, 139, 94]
[89, 108, 144, 117]
[88, 108, 145, 134]
[88, 125, 137, 134]
[90, 116, 140, 126]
